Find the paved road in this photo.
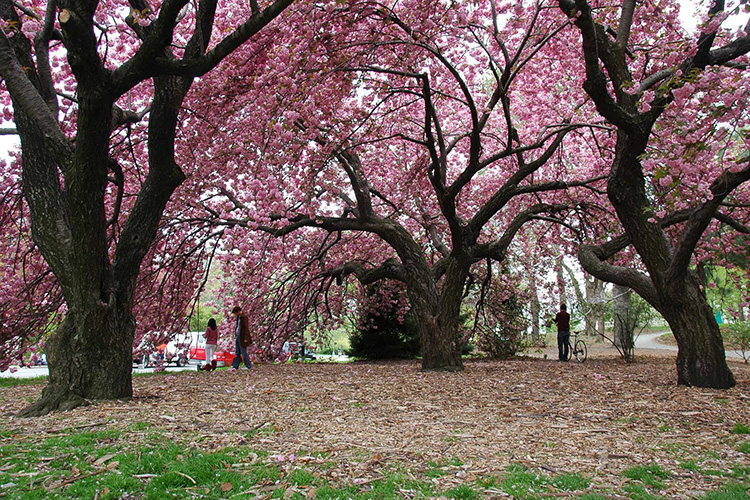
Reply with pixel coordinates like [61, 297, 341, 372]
[636, 331, 745, 360]
[0, 364, 198, 379]
[1, 354, 351, 379]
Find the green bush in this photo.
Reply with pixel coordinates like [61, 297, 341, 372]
[348, 284, 421, 360]
[474, 294, 529, 360]
[723, 322, 750, 363]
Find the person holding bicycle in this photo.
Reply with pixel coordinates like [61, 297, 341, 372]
[553, 304, 571, 362]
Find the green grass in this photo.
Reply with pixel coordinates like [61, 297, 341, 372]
[0, 428, 747, 500]
[500, 464, 551, 499]
[731, 423, 750, 435]
[623, 463, 672, 488]
[0, 376, 47, 387]
[700, 482, 750, 500]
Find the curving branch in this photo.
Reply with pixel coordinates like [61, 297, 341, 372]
[616, 0, 636, 49]
[578, 243, 661, 310]
[0, 27, 72, 161]
[324, 258, 408, 287]
[472, 203, 570, 263]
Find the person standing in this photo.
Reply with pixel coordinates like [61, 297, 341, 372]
[201, 318, 219, 371]
[553, 304, 571, 361]
[231, 306, 252, 370]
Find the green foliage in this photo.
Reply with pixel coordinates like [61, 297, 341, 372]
[737, 442, 750, 454]
[704, 265, 750, 321]
[348, 283, 421, 360]
[731, 423, 750, 435]
[723, 322, 750, 362]
[473, 290, 529, 360]
[188, 304, 211, 332]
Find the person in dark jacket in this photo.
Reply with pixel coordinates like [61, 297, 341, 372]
[231, 306, 252, 370]
[553, 304, 571, 361]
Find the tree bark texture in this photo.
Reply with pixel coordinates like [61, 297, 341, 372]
[563, 0, 745, 389]
[660, 273, 736, 388]
[613, 284, 634, 360]
[418, 258, 467, 371]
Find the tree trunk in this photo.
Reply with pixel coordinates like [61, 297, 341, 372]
[584, 276, 605, 337]
[419, 314, 464, 371]
[613, 284, 634, 361]
[530, 282, 541, 343]
[556, 257, 567, 307]
[660, 276, 735, 388]
[18, 306, 135, 416]
[410, 257, 465, 371]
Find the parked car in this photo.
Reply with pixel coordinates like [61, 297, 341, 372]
[186, 332, 234, 367]
[189, 345, 234, 367]
[133, 332, 197, 368]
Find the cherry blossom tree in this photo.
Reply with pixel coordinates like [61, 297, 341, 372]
[182, 0, 608, 370]
[0, 0, 294, 415]
[560, 0, 750, 388]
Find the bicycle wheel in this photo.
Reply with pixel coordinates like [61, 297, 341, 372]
[574, 339, 587, 362]
[565, 341, 573, 361]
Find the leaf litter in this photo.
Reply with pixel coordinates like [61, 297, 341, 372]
[0, 346, 748, 498]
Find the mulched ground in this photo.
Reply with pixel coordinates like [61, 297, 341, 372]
[1, 346, 749, 498]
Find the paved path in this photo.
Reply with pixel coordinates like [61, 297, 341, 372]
[635, 331, 745, 360]
[0, 364, 197, 379]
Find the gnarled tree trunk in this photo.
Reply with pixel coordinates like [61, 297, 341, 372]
[421, 258, 467, 371]
[19, 307, 135, 416]
[562, 0, 749, 389]
[1, 0, 294, 415]
[660, 275, 735, 388]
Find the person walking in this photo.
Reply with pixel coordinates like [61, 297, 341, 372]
[553, 304, 571, 361]
[201, 318, 219, 371]
[231, 306, 252, 370]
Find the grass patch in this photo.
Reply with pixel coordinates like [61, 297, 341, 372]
[500, 464, 550, 499]
[623, 482, 664, 500]
[731, 423, 750, 435]
[0, 376, 47, 387]
[0, 425, 747, 500]
[622, 463, 672, 488]
[551, 472, 591, 492]
[442, 484, 479, 499]
[700, 482, 750, 500]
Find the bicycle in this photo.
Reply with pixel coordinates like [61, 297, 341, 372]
[566, 331, 587, 362]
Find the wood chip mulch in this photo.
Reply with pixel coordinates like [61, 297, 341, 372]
[1, 349, 749, 497]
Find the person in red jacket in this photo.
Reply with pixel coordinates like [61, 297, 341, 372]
[231, 306, 252, 370]
[553, 304, 571, 362]
[201, 318, 219, 371]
